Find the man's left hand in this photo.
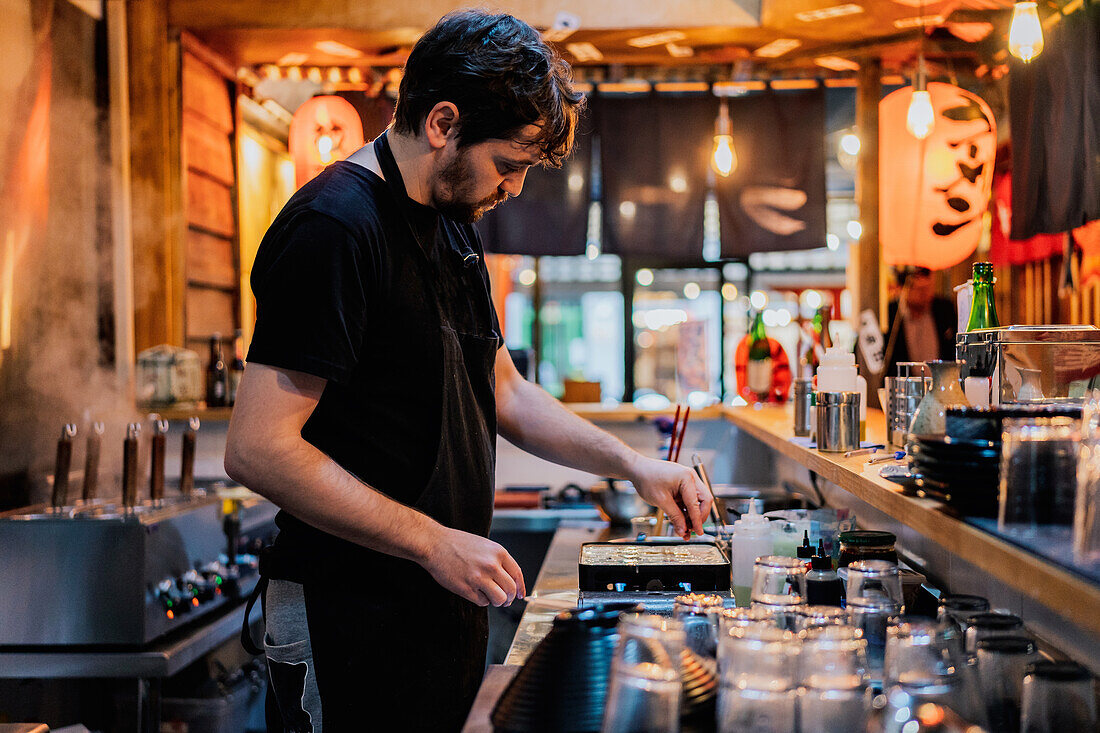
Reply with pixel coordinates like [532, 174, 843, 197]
[629, 457, 712, 539]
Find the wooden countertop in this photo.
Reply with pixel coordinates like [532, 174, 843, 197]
[719, 403, 1100, 638]
[151, 402, 728, 423]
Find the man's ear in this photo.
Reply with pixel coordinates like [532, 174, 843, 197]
[424, 102, 459, 151]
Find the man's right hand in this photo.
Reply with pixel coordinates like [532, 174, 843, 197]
[419, 527, 526, 607]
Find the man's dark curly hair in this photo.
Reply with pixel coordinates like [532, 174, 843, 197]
[393, 10, 584, 168]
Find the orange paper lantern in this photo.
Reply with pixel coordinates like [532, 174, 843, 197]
[880, 82, 997, 270]
[289, 95, 365, 188]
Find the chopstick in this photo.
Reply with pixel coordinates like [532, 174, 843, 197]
[692, 453, 728, 526]
[671, 406, 690, 463]
[655, 404, 693, 537]
[667, 405, 682, 461]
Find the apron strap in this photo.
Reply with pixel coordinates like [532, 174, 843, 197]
[239, 575, 269, 656]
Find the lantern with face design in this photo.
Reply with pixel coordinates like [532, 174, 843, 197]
[880, 82, 997, 270]
[289, 95, 365, 188]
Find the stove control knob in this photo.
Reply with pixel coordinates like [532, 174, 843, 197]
[156, 578, 184, 618]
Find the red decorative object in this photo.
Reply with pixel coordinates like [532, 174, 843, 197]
[734, 336, 792, 403]
[880, 82, 997, 270]
[990, 170, 1065, 266]
[289, 95, 365, 188]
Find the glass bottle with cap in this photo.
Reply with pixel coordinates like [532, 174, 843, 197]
[963, 611, 1025, 655]
[967, 262, 1000, 331]
[1021, 660, 1097, 731]
[837, 530, 898, 568]
[937, 594, 990, 636]
[975, 636, 1038, 732]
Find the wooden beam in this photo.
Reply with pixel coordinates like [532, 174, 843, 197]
[128, 0, 185, 351]
[167, 0, 761, 31]
[853, 59, 881, 330]
[106, 0, 136, 390]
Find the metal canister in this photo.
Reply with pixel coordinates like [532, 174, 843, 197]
[889, 362, 931, 446]
[792, 378, 814, 437]
[816, 391, 861, 452]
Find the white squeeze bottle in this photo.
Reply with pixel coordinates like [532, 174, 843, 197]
[730, 502, 774, 607]
[817, 345, 857, 392]
[818, 346, 867, 440]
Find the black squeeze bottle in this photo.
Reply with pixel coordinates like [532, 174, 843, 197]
[806, 553, 844, 607]
[206, 333, 229, 408]
[796, 530, 815, 568]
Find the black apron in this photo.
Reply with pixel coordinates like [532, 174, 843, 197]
[246, 132, 500, 732]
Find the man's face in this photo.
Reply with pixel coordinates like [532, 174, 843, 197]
[429, 124, 542, 223]
[905, 273, 934, 311]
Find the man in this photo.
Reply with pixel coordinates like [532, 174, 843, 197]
[883, 267, 958, 376]
[225, 11, 710, 732]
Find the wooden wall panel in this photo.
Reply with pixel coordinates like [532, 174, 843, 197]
[128, 1, 184, 350]
[183, 110, 234, 184]
[186, 171, 234, 237]
[185, 287, 236, 339]
[186, 229, 236, 288]
[182, 52, 232, 132]
[181, 46, 240, 361]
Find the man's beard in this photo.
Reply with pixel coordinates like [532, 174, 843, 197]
[433, 149, 509, 224]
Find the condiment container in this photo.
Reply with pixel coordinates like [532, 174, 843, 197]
[816, 391, 861, 452]
[729, 503, 773, 607]
[837, 530, 898, 568]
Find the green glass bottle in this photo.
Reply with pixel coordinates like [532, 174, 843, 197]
[967, 262, 1000, 331]
[747, 310, 773, 398]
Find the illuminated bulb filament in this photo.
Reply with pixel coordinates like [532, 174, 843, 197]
[1008, 2, 1044, 63]
[906, 90, 935, 140]
[712, 135, 736, 177]
[317, 135, 334, 164]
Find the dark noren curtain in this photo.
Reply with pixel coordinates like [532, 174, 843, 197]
[596, 93, 718, 260]
[714, 89, 827, 257]
[1008, 2, 1100, 238]
[477, 116, 593, 256]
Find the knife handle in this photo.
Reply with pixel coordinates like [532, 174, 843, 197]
[150, 419, 168, 503]
[51, 424, 77, 510]
[82, 422, 103, 502]
[122, 423, 140, 510]
[180, 417, 199, 497]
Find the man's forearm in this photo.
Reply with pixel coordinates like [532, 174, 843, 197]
[225, 432, 439, 564]
[497, 378, 644, 480]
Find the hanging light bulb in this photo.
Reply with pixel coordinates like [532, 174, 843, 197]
[1008, 1, 1044, 63]
[317, 134, 335, 164]
[711, 99, 737, 177]
[906, 54, 935, 139]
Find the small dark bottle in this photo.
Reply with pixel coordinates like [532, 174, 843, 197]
[806, 553, 844, 606]
[228, 329, 245, 406]
[206, 333, 229, 408]
[796, 530, 815, 569]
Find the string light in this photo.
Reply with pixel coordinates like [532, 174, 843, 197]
[907, 4, 935, 140]
[1008, 1, 1044, 63]
[711, 99, 737, 177]
[906, 55, 934, 139]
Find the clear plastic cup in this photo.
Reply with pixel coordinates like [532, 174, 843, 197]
[717, 623, 799, 733]
[602, 614, 684, 733]
[798, 625, 871, 733]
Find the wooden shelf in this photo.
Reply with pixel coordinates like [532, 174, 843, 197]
[564, 403, 724, 423]
[152, 406, 233, 422]
[721, 404, 1100, 638]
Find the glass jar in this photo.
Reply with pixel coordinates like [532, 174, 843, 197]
[837, 530, 898, 568]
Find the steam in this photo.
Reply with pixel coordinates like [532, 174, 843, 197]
[0, 0, 137, 507]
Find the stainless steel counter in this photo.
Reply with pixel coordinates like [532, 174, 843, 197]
[490, 507, 602, 533]
[504, 520, 614, 666]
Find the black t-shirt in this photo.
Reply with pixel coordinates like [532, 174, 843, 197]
[247, 160, 500, 571]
